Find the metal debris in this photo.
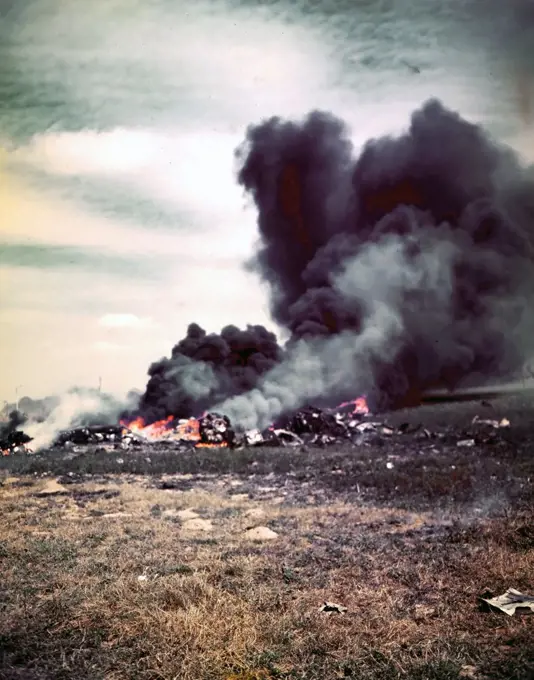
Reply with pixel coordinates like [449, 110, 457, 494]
[472, 415, 510, 428]
[481, 588, 534, 616]
[272, 429, 304, 446]
[0, 410, 33, 455]
[319, 601, 348, 614]
[198, 412, 235, 446]
[5, 398, 514, 455]
[55, 425, 124, 447]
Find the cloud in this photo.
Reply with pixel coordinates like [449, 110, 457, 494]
[0, 241, 164, 279]
[14, 128, 159, 176]
[98, 313, 153, 329]
[7, 128, 246, 229]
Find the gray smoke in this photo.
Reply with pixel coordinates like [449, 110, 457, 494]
[215, 231, 459, 429]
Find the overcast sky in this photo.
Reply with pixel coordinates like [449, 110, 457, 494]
[1, 0, 533, 401]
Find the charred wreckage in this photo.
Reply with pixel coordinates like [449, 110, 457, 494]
[0, 397, 513, 457]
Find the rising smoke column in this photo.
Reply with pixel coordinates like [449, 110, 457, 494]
[212, 99, 534, 428]
[128, 322, 283, 423]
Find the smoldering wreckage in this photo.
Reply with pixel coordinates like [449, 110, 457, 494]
[0, 399, 515, 458]
[3, 97, 534, 457]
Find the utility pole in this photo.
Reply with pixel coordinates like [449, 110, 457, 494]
[98, 376, 102, 393]
[15, 385, 23, 412]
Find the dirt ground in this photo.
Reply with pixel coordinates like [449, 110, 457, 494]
[1, 396, 533, 679]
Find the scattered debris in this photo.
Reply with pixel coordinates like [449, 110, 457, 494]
[472, 415, 510, 429]
[198, 412, 235, 447]
[3, 398, 515, 455]
[138, 567, 159, 583]
[481, 588, 534, 616]
[459, 665, 482, 679]
[280, 405, 348, 437]
[457, 439, 476, 448]
[54, 425, 124, 447]
[272, 429, 304, 447]
[0, 410, 33, 455]
[319, 601, 348, 614]
[244, 428, 265, 446]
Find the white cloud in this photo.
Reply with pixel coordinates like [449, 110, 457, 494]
[98, 313, 153, 329]
[12, 128, 158, 176]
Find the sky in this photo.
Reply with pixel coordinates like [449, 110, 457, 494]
[1, 0, 533, 402]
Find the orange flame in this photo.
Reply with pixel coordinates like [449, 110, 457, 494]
[174, 418, 201, 441]
[336, 395, 369, 415]
[120, 415, 228, 447]
[120, 415, 175, 440]
[195, 442, 228, 448]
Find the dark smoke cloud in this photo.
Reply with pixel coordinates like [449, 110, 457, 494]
[134, 98, 534, 429]
[128, 323, 282, 423]
[213, 99, 534, 427]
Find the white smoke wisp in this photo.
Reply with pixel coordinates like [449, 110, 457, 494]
[164, 356, 219, 401]
[23, 388, 136, 452]
[215, 233, 458, 429]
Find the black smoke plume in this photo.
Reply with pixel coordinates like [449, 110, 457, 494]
[136, 99, 534, 428]
[0, 410, 31, 451]
[126, 323, 282, 423]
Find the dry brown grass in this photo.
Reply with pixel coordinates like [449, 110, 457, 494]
[1, 473, 533, 680]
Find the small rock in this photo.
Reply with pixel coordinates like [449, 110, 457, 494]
[244, 507, 265, 519]
[176, 509, 200, 520]
[181, 518, 213, 532]
[243, 526, 278, 541]
[37, 480, 68, 496]
[230, 493, 249, 501]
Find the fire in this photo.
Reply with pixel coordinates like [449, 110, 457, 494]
[174, 418, 200, 441]
[336, 395, 369, 415]
[120, 414, 175, 440]
[120, 414, 229, 447]
[196, 442, 228, 448]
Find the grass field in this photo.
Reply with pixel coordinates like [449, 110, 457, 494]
[1, 396, 533, 679]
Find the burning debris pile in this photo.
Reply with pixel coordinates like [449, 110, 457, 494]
[2, 393, 515, 456]
[121, 98, 534, 435]
[123, 323, 283, 425]
[54, 425, 125, 447]
[1, 411, 32, 456]
[43, 401, 379, 452]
